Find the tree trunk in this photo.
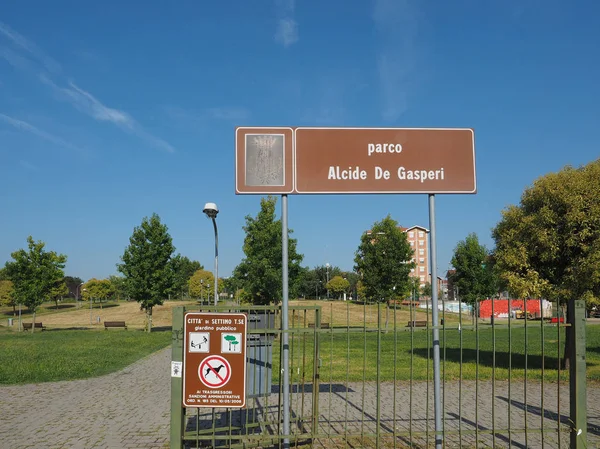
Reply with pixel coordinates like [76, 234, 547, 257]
[147, 306, 153, 333]
[31, 311, 36, 334]
[563, 301, 572, 370]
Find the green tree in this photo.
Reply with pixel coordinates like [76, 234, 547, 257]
[354, 215, 415, 303]
[63, 276, 84, 299]
[450, 233, 497, 305]
[171, 255, 203, 299]
[326, 275, 350, 300]
[232, 196, 304, 305]
[118, 213, 175, 332]
[4, 236, 67, 331]
[49, 280, 69, 309]
[0, 280, 16, 314]
[0, 267, 9, 280]
[188, 269, 223, 300]
[81, 278, 115, 307]
[492, 159, 600, 368]
[108, 275, 127, 301]
[421, 282, 432, 298]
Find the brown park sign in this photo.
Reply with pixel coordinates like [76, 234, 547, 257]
[235, 127, 476, 194]
[183, 312, 247, 408]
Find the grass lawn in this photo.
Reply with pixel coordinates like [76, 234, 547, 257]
[1, 299, 598, 386]
[0, 328, 171, 384]
[276, 323, 600, 383]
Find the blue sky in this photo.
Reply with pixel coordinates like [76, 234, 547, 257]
[1, 0, 599, 283]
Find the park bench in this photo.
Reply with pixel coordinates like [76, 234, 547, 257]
[308, 322, 330, 329]
[407, 320, 427, 328]
[104, 321, 127, 330]
[22, 322, 46, 331]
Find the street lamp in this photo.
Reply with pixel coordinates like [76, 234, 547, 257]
[326, 263, 330, 299]
[203, 202, 219, 306]
[83, 288, 92, 325]
[76, 282, 84, 308]
[200, 279, 204, 303]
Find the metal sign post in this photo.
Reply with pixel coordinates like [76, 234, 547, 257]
[281, 194, 290, 448]
[235, 126, 476, 449]
[429, 194, 442, 448]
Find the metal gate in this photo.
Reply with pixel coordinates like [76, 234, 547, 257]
[171, 300, 589, 448]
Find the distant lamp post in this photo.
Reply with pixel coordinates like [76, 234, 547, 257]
[76, 282, 84, 308]
[326, 263, 330, 299]
[200, 279, 204, 302]
[83, 288, 92, 325]
[203, 202, 219, 306]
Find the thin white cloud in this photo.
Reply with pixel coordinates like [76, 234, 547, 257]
[40, 75, 134, 128]
[373, 0, 418, 122]
[0, 45, 33, 71]
[1, 22, 175, 153]
[275, 0, 298, 47]
[0, 21, 61, 74]
[0, 113, 85, 154]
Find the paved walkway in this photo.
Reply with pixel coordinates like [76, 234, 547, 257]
[2, 347, 600, 448]
[0, 348, 172, 448]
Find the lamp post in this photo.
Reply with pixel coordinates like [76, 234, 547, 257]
[200, 279, 204, 303]
[326, 263, 330, 299]
[203, 202, 219, 306]
[76, 282, 84, 308]
[83, 288, 92, 325]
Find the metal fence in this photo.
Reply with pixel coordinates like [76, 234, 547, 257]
[171, 299, 589, 448]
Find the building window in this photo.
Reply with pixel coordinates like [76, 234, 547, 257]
[410, 241, 414, 247]
[419, 231, 424, 238]
[419, 258, 425, 263]
[419, 240, 425, 246]
[419, 249, 424, 255]
[420, 276, 425, 282]
[411, 268, 415, 273]
[419, 266, 425, 272]
[409, 231, 414, 238]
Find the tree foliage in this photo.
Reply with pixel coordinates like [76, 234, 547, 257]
[171, 255, 203, 299]
[421, 282, 432, 298]
[63, 276, 84, 299]
[188, 269, 223, 300]
[82, 278, 115, 303]
[4, 236, 67, 330]
[232, 196, 304, 305]
[49, 280, 69, 309]
[450, 233, 497, 305]
[492, 159, 600, 368]
[0, 280, 15, 313]
[492, 159, 600, 305]
[117, 213, 175, 332]
[354, 215, 415, 302]
[326, 275, 350, 299]
[108, 275, 127, 301]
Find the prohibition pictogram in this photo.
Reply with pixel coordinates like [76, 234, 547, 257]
[199, 355, 231, 388]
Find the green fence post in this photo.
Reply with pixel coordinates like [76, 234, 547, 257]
[170, 306, 185, 449]
[569, 299, 587, 448]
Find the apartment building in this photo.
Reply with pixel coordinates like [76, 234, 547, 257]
[365, 224, 431, 288]
[400, 225, 430, 288]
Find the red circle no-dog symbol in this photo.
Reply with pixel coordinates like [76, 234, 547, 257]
[199, 355, 232, 388]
